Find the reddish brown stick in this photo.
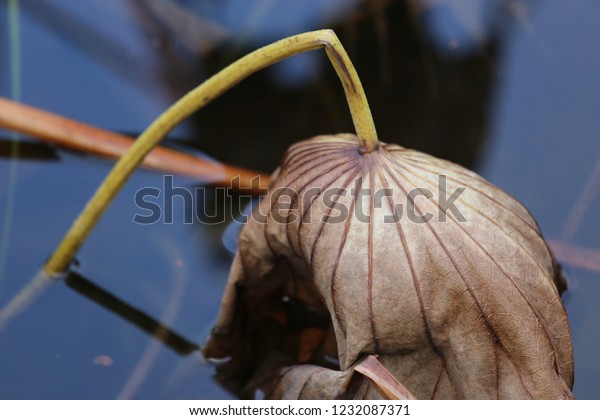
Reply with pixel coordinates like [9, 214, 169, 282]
[548, 239, 600, 274]
[0, 97, 269, 194]
[561, 159, 600, 242]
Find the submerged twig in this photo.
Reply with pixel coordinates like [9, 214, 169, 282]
[118, 238, 189, 399]
[561, 158, 600, 242]
[0, 270, 55, 330]
[548, 239, 600, 274]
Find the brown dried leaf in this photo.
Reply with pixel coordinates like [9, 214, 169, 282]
[263, 355, 416, 400]
[263, 365, 356, 400]
[203, 133, 574, 399]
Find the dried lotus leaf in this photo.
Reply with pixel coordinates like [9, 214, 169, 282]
[204, 133, 573, 400]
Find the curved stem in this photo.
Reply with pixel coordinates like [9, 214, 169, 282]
[43, 29, 378, 275]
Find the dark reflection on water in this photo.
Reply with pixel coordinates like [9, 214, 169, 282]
[64, 271, 200, 356]
[0, 0, 598, 399]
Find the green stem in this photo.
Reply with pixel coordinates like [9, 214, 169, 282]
[43, 29, 378, 275]
[0, 0, 21, 293]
